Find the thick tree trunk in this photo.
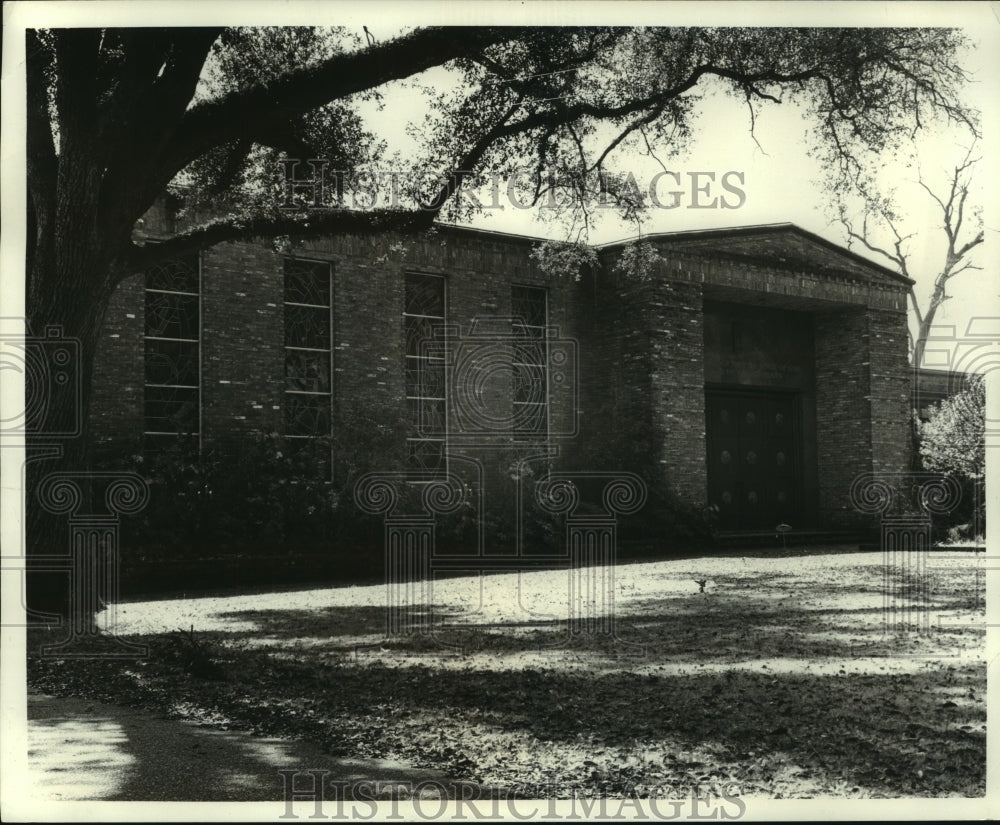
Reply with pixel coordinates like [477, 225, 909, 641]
[25, 245, 120, 616]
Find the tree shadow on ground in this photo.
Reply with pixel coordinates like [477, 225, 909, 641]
[246, 656, 986, 797]
[210, 591, 983, 662]
[28, 551, 986, 799]
[28, 628, 986, 798]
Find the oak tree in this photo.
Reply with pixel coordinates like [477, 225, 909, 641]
[24, 25, 978, 607]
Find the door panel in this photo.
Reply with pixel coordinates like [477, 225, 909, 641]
[706, 390, 801, 530]
[737, 394, 768, 525]
[706, 395, 741, 527]
[767, 395, 798, 525]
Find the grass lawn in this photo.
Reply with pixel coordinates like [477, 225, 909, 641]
[27, 547, 986, 799]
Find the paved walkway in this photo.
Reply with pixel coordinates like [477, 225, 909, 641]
[27, 693, 474, 802]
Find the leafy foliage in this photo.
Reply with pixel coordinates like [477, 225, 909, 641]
[530, 240, 599, 282]
[180, 27, 379, 217]
[116, 433, 340, 559]
[918, 375, 986, 539]
[110, 405, 407, 563]
[612, 241, 665, 283]
[26, 25, 979, 279]
[164, 625, 228, 681]
[919, 375, 985, 480]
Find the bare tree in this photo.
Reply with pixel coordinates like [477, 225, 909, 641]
[838, 143, 983, 367]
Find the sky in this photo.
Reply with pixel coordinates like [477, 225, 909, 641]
[2, 1, 998, 369]
[353, 28, 993, 365]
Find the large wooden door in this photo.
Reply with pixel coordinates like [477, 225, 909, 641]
[705, 389, 801, 530]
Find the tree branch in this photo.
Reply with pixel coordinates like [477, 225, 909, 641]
[127, 208, 439, 274]
[422, 105, 520, 212]
[152, 29, 227, 132]
[96, 29, 177, 148]
[907, 286, 925, 330]
[491, 62, 829, 145]
[953, 231, 984, 262]
[102, 29, 223, 216]
[590, 105, 665, 175]
[161, 27, 530, 181]
[840, 212, 906, 273]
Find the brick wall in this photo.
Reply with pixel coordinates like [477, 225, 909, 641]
[90, 214, 912, 540]
[582, 254, 706, 510]
[633, 247, 908, 314]
[648, 278, 707, 507]
[201, 243, 284, 444]
[814, 306, 912, 527]
[89, 194, 180, 461]
[90, 225, 590, 551]
[868, 307, 913, 476]
[815, 308, 873, 527]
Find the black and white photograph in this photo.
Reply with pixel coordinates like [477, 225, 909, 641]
[1, 1, 997, 820]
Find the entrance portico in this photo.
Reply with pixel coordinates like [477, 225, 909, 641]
[596, 223, 913, 533]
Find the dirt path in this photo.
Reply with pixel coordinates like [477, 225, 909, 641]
[28, 693, 475, 803]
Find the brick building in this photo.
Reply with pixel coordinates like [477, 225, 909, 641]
[90, 200, 913, 544]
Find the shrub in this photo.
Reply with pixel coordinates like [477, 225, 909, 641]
[918, 374, 986, 540]
[919, 374, 985, 480]
[107, 406, 408, 566]
[117, 433, 342, 560]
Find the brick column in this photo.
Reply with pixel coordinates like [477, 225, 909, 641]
[580, 268, 706, 511]
[867, 308, 912, 476]
[648, 279, 706, 508]
[200, 243, 285, 445]
[815, 306, 911, 527]
[815, 308, 871, 527]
